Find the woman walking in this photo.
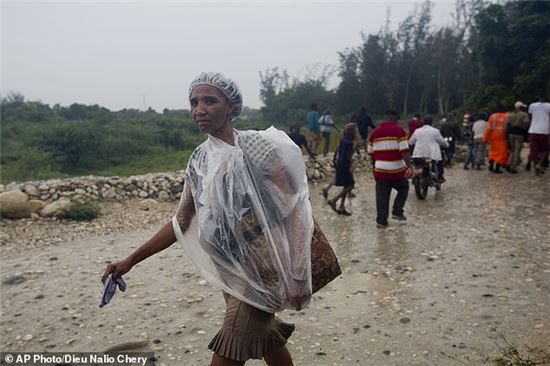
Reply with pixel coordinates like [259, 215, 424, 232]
[102, 72, 313, 366]
[327, 123, 356, 216]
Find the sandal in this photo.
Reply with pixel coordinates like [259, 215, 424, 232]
[328, 200, 339, 213]
[338, 209, 352, 216]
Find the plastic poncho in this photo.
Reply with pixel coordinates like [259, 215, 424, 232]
[172, 127, 313, 313]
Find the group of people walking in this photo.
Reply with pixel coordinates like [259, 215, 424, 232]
[303, 98, 550, 228]
[311, 109, 413, 227]
[463, 98, 550, 176]
[305, 103, 375, 158]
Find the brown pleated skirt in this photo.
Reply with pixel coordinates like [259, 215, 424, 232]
[208, 293, 295, 361]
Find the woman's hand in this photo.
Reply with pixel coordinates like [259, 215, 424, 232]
[99, 221, 179, 284]
[101, 258, 133, 283]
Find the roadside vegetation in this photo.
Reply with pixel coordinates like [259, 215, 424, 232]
[62, 202, 101, 221]
[1, 0, 547, 184]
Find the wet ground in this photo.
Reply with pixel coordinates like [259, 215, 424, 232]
[1, 165, 549, 365]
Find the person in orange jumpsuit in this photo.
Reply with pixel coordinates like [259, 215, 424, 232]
[483, 106, 509, 173]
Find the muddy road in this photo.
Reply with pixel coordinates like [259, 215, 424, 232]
[1, 166, 549, 365]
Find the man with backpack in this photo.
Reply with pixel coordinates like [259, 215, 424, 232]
[319, 110, 340, 156]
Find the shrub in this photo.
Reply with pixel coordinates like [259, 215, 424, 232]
[62, 202, 101, 221]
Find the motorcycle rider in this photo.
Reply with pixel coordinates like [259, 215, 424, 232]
[408, 115, 449, 182]
[439, 115, 461, 167]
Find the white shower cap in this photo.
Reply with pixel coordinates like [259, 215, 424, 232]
[188, 72, 243, 121]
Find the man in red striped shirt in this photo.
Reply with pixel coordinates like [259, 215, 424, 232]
[368, 110, 412, 228]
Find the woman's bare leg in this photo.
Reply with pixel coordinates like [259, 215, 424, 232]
[210, 354, 245, 366]
[337, 186, 353, 211]
[329, 187, 347, 207]
[264, 345, 294, 366]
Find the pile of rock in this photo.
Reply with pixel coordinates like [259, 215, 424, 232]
[0, 153, 372, 219]
[0, 172, 185, 219]
[305, 156, 331, 181]
[305, 152, 371, 182]
[0, 190, 46, 219]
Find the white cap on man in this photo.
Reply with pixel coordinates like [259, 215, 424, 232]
[514, 101, 526, 109]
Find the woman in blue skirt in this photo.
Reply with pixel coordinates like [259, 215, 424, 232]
[327, 123, 356, 216]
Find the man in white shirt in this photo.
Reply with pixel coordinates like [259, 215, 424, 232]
[319, 110, 340, 156]
[528, 97, 550, 175]
[409, 115, 449, 182]
[472, 113, 488, 169]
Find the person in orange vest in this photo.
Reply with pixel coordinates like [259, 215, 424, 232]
[483, 105, 509, 173]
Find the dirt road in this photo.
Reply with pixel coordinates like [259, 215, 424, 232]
[1, 166, 549, 365]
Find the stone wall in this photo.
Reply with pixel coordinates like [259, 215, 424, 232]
[0, 172, 187, 204]
[305, 152, 371, 181]
[0, 153, 371, 218]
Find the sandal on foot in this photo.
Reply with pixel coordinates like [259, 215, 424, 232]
[338, 209, 352, 216]
[328, 200, 339, 213]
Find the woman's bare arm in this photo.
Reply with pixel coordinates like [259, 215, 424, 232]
[127, 221, 177, 266]
[101, 183, 195, 282]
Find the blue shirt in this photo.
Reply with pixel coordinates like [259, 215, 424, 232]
[307, 110, 320, 132]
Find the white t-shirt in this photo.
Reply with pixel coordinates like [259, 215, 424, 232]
[472, 119, 488, 139]
[319, 114, 335, 133]
[528, 102, 550, 134]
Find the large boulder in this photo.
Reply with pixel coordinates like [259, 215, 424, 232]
[28, 200, 46, 213]
[23, 184, 40, 197]
[0, 190, 31, 219]
[40, 198, 72, 218]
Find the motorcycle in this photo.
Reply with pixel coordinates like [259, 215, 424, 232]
[411, 158, 441, 200]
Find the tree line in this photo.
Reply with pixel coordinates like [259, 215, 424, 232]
[2, 0, 548, 183]
[260, 0, 549, 124]
[0, 93, 268, 183]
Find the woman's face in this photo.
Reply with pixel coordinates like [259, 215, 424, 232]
[189, 85, 233, 137]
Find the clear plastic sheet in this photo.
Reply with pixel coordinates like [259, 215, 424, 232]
[172, 127, 313, 313]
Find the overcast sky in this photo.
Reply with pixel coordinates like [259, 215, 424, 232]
[2, 1, 457, 111]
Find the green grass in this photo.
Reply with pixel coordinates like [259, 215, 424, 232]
[0, 105, 207, 184]
[0, 144, 70, 183]
[88, 147, 193, 177]
[0, 147, 194, 184]
[487, 327, 550, 366]
[492, 345, 550, 366]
